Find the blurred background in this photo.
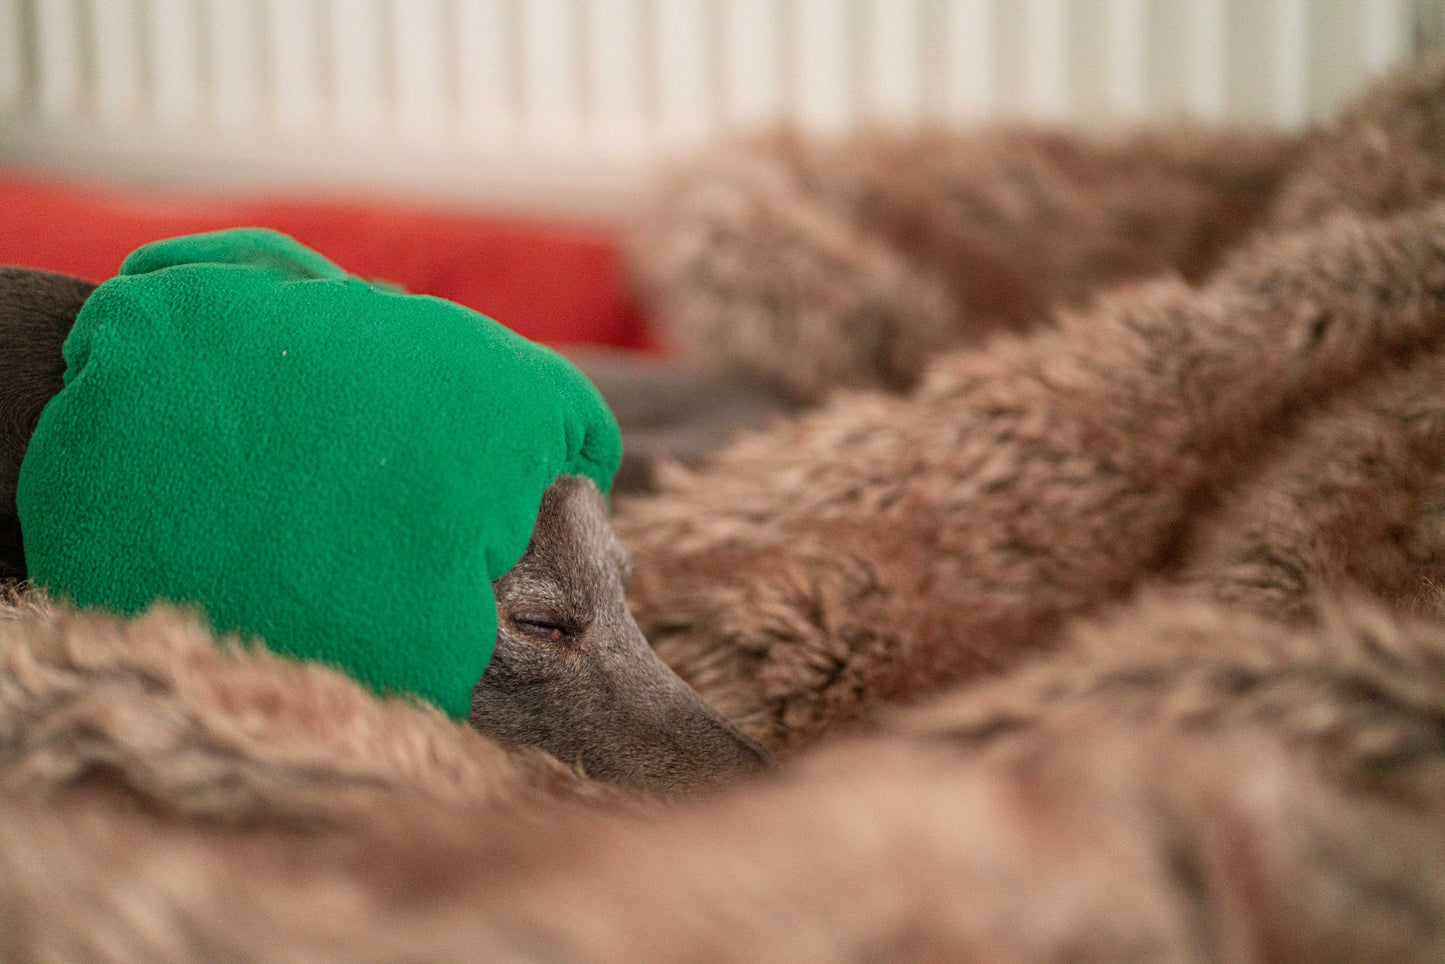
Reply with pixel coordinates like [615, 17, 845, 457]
[2, 1, 1443, 350]
[3, 0, 1441, 218]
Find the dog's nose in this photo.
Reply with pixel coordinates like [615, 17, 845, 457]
[735, 729, 780, 773]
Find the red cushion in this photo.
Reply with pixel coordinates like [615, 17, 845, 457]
[0, 171, 654, 351]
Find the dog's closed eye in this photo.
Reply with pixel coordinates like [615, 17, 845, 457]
[511, 614, 580, 643]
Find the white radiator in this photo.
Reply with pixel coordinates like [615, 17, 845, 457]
[0, 0, 1428, 217]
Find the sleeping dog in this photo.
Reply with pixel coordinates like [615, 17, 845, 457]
[0, 266, 773, 794]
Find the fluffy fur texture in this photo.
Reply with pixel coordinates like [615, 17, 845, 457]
[619, 200, 1445, 749]
[617, 60, 1445, 751]
[632, 61, 1445, 404]
[1271, 59, 1445, 228]
[632, 126, 1302, 401]
[2, 595, 1442, 962]
[0, 591, 622, 828]
[1172, 350, 1445, 622]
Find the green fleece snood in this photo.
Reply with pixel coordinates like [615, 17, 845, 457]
[17, 228, 622, 719]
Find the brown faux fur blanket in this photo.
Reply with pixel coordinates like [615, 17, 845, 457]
[6, 62, 1445, 963]
[621, 59, 1445, 751]
[3, 592, 1443, 961]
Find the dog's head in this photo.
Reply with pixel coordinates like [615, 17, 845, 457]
[476, 475, 775, 793]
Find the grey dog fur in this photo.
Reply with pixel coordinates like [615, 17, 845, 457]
[477, 474, 773, 791]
